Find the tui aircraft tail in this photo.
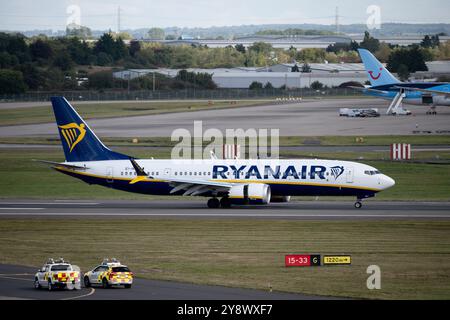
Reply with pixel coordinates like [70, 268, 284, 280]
[358, 49, 400, 87]
[50, 97, 130, 162]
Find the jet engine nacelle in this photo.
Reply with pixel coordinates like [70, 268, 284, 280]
[228, 184, 271, 205]
[270, 196, 291, 203]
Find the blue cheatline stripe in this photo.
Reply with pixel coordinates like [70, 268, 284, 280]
[55, 167, 378, 198]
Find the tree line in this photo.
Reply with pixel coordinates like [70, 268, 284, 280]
[1, 31, 449, 94]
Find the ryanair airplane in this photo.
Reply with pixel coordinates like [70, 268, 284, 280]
[44, 97, 395, 209]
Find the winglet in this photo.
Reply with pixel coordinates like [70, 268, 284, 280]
[129, 159, 151, 184]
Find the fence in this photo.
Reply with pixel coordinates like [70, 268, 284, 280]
[0, 88, 363, 102]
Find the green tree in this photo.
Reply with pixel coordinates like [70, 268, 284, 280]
[165, 34, 177, 40]
[66, 25, 92, 39]
[249, 42, 273, 54]
[0, 32, 30, 63]
[113, 37, 129, 60]
[94, 33, 116, 57]
[96, 52, 113, 66]
[397, 64, 410, 81]
[387, 46, 428, 73]
[129, 40, 141, 57]
[311, 81, 324, 90]
[264, 82, 274, 89]
[30, 39, 53, 61]
[421, 35, 433, 48]
[0, 69, 27, 94]
[53, 50, 74, 71]
[88, 70, 114, 89]
[0, 52, 19, 68]
[148, 28, 165, 40]
[431, 34, 440, 47]
[66, 37, 92, 65]
[235, 44, 246, 54]
[360, 31, 380, 53]
[249, 81, 263, 90]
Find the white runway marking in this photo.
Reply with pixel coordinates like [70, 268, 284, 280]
[61, 288, 96, 300]
[0, 202, 99, 205]
[0, 208, 44, 210]
[0, 212, 449, 218]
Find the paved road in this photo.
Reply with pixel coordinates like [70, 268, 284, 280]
[1, 99, 449, 137]
[0, 200, 449, 220]
[1, 143, 450, 153]
[0, 264, 322, 300]
[0, 99, 275, 110]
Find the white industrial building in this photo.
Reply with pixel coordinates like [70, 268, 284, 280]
[113, 61, 450, 89]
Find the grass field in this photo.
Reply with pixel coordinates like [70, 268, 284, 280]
[0, 100, 264, 126]
[0, 219, 448, 299]
[1, 135, 450, 148]
[0, 148, 449, 200]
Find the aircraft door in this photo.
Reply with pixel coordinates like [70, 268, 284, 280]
[164, 168, 171, 177]
[346, 167, 354, 183]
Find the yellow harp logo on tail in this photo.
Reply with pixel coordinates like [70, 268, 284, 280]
[58, 123, 86, 152]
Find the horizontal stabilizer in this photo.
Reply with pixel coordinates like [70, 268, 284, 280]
[349, 86, 389, 94]
[33, 159, 88, 170]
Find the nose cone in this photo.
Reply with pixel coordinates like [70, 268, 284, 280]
[381, 175, 396, 190]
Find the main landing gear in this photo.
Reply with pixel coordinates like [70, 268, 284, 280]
[354, 200, 363, 209]
[426, 106, 437, 115]
[207, 197, 231, 209]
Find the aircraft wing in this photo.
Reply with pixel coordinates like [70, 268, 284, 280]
[349, 86, 389, 94]
[394, 86, 450, 97]
[128, 159, 233, 195]
[165, 177, 234, 196]
[33, 159, 88, 170]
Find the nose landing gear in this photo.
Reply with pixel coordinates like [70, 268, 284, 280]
[354, 200, 363, 209]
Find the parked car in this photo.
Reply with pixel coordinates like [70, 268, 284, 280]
[84, 258, 133, 289]
[34, 258, 81, 291]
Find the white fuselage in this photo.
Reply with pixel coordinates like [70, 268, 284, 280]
[56, 158, 395, 199]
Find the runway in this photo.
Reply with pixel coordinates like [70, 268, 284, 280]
[0, 264, 321, 300]
[1, 143, 450, 153]
[0, 200, 449, 220]
[1, 98, 449, 137]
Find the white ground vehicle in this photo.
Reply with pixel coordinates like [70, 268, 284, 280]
[392, 108, 412, 116]
[340, 108, 361, 117]
[34, 258, 81, 291]
[340, 108, 379, 117]
[83, 259, 133, 289]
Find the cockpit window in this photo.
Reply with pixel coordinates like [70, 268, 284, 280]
[364, 170, 381, 176]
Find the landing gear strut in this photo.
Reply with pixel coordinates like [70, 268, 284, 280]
[354, 200, 363, 209]
[207, 198, 220, 209]
[426, 106, 437, 115]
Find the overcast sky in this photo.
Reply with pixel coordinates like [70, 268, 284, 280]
[1, 0, 449, 31]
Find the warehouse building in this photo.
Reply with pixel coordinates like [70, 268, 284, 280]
[113, 61, 450, 89]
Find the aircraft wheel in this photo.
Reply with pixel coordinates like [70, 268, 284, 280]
[354, 201, 362, 209]
[220, 197, 232, 208]
[207, 198, 220, 209]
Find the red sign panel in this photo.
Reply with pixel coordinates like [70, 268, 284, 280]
[285, 255, 311, 267]
[285, 254, 321, 267]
